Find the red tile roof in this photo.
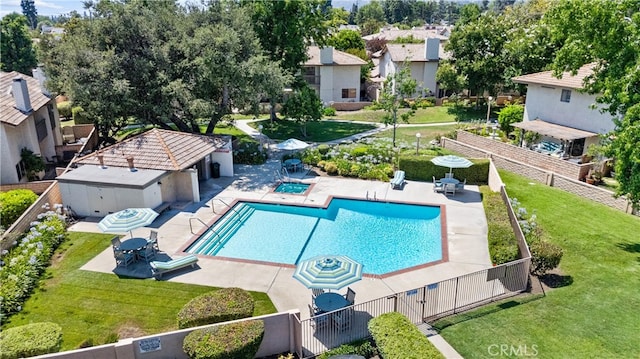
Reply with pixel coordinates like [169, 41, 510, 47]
[75, 128, 230, 171]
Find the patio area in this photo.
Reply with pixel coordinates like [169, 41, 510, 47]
[71, 158, 491, 320]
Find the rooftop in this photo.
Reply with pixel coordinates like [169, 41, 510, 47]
[512, 63, 597, 89]
[383, 42, 450, 62]
[0, 71, 52, 126]
[305, 46, 368, 66]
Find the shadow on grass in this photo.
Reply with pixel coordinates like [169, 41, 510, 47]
[539, 273, 574, 288]
[430, 293, 544, 331]
[616, 242, 640, 253]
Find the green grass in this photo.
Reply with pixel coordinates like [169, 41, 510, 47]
[2, 232, 276, 350]
[373, 124, 458, 144]
[437, 171, 640, 358]
[331, 106, 489, 124]
[252, 119, 376, 142]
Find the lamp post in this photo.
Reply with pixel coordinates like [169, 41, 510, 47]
[257, 124, 264, 152]
[486, 96, 493, 125]
[415, 132, 421, 155]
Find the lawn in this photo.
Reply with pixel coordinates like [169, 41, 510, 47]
[252, 119, 376, 142]
[2, 232, 277, 350]
[331, 105, 490, 124]
[373, 124, 458, 145]
[436, 171, 640, 358]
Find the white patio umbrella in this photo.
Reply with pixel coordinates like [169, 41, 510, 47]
[275, 138, 310, 151]
[293, 255, 363, 291]
[98, 208, 159, 238]
[431, 155, 473, 175]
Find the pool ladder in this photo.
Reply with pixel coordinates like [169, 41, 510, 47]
[366, 190, 377, 201]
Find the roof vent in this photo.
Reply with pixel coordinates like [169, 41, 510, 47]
[126, 156, 137, 172]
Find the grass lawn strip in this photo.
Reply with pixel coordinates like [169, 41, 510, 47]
[437, 171, 640, 358]
[3, 232, 276, 350]
[252, 119, 376, 142]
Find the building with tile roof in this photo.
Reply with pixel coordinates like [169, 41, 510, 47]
[57, 128, 233, 217]
[1, 71, 63, 184]
[512, 63, 615, 156]
[303, 46, 367, 104]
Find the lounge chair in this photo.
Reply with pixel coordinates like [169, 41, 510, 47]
[150, 254, 199, 279]
[433, 176, 443, 193]
[455, 179, 467, 192]
[390, 170, 405, 189]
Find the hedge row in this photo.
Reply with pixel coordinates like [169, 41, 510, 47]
[368, 312, 444, 359]
[0, 189, 38, 228]
[177, 288, 255, 329]
[399, 156, 490, 184]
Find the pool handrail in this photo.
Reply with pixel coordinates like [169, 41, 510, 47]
[189, 217, 211, 235]
[211, 197, 240, 216]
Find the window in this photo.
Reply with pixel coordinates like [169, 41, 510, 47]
[342, 88, 356, 99]
[36, 117, 48, 141]
[561, 89, 571, 103]
[16, 160, 26, 181]
[47, 104, 56, 129]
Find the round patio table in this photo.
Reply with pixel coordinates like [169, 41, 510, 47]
[119, 237, 147, 251]
[314, 292, 350, 313]
[439, 178, 460, 185]
[284, 158, 302, 172]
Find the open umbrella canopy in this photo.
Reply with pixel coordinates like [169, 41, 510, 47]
[275, 138, 310, 150]
[293, 255, 363, 290]
[431, 155, 473, 174]
[98, 208, 159, 237]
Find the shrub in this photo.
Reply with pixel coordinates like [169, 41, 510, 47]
[0, 322, 62, 359]
[233, 138, 267, 165]
[400, 156, 490, 184]
[482, 188, 520, 265]
[177, 288, 255, 329]
[183, 320, 264, 359]
[368, 312, 444, 359]
[530, 240, 564, 276]
[0, 208, 67, 318]
[72, 106, 91, 124]
[56, 101, 71, 119]
[0, 189, 38, 228]
[322, 106, 336, 117]
[317, 144, 330, 155]
[324, 161, 338, 175]
[317, 339, 378, 359]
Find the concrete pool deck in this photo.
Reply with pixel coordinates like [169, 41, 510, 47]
[74, 159, 491, 315]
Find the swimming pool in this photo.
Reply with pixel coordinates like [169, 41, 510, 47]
[274, 182, 310, 194]
[185, 198, 443, 275]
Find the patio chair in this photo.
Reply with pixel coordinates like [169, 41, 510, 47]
[444, 183, 456, 196]
[390, 170, 405, 189]
[312, 288, 325, 299]
[308, 304, 329, 330]
[138, 243, 156, 263]
[444, 172, 453, 178]
[147, 230, 159, 253]
[432, 176, 444, 193]
[111, 236, 122, 250]
[332, 308, 353, 332]
[455, 179, 467, 192]
[113, 247, 135, 268]
[344, 287, 356, 305]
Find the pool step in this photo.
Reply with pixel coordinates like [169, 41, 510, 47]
[189, 203, 255, 255]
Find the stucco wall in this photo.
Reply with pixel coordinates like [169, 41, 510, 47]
[523, 84, 614, 134]
[328, 65, 362, 103]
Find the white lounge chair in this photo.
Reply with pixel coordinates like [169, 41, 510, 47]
[390, 170, 405, 189]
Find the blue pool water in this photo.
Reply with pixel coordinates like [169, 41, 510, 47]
[274, 183, 310, 194]
[185, 198, 442, 275]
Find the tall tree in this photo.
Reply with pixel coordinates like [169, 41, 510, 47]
[545, 0, 640, 208]
[0, 14, 37, 75]
[380, 66, 417, 147]
[347, 3, 358, 25]
[355, 0, 385, 35]
[20, 0, 37, 30]
[282, 84, 323, 138]
[242, 0, 330, 120]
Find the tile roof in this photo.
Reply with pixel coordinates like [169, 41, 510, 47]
[0, 71, 52, 126]
[512, 63, 596, 89]
[74, 128, 230, 171]
[512, 119, 598, 141]
[305, 46, 367, 66]
[363, 27, 450, 41]
[383, 43, 450, 62]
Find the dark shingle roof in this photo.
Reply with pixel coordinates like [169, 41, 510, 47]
[0, 71, 52, 126]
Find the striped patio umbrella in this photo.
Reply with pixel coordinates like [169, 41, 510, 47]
[430, 155, 473, 174]
[293, 255, 363, 291]
[98, 208, 159, 237]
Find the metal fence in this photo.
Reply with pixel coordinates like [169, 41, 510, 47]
[296, 257, 531, 358]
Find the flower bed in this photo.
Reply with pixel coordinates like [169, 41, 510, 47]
[0, 204, 67, 320]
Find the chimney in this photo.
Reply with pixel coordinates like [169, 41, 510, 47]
[12, 77, 33, 113]
[32, 67, 50, 96]
[126, 156, 137, 172]
[424, 38, 440, 61]
[320, 47, 334, 65]
[97, 153, 106, 169]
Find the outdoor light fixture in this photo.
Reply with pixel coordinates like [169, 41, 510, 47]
[416, 132, 421, 155]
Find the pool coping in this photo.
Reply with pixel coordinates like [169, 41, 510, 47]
[178, 195, 449, 279]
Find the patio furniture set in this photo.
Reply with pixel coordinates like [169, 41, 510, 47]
[309, 287, 356, 332]
[111, 231, 159, 268]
